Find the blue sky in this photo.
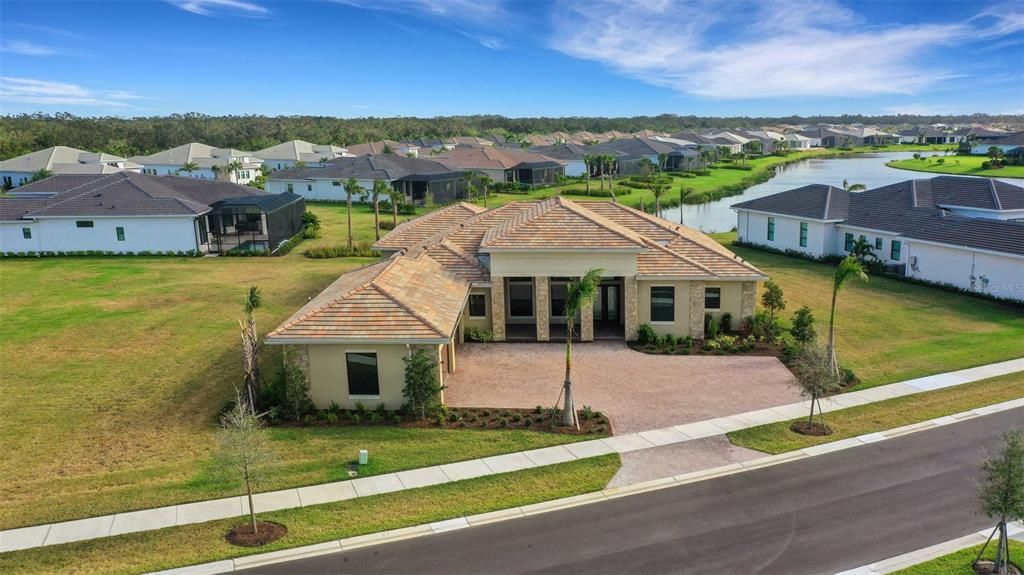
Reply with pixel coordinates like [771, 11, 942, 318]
[1, 0, 1022, 118]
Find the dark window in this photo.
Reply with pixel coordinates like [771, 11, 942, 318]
[550, 282, 568, 317]
[844, 232, 854, 251]
[346, 352, 379, 396]
[799, 222, 808, 247]
[332, 181, 342, 186]
[22, 227, 31, 239]
[307, 184, 312, 192]
[76, 220, 94, 228]
[116, 226, 125, 241]
[875, 237, 883, 250]
[705, 287, 721, 310]
[650, 286, 675, 322]
[468, 294, 486, 318]
[287, 183, 294, 193]
[508, 281, 533, 317]
[891, 240, 902, 260]
[767, 217, 775, 241]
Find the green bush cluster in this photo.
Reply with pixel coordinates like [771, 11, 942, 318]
[465, 327, 495, 342]
[304, 244, 379, 258]
[560, 187, 633, 197]
[2, 249, 201, 258]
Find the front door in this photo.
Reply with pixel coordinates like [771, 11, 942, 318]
[594, 284, 619, 322]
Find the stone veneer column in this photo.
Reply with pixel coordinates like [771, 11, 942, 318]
[491, 278, 506, 341]
[689, 281, 706, 339]
[534, 276, 550, 342]
[624, 276, 638, 341]
[740, 281, 757, 324]
[580, 300, 594, 342]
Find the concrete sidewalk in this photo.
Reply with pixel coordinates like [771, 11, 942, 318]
[2, 357, 1022, 554]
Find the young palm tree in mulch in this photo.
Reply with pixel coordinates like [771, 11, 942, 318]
[826, 256, 868, 379]
[555, 268, 603, 430]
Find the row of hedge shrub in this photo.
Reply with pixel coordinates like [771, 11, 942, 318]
[2, 249, 201, 258]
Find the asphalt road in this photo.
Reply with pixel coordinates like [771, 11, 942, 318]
[240, 408, 1023, 575]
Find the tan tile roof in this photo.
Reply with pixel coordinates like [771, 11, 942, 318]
[480, 196, 648, 250]
[266, 254, 468, 343]
[373, 202, 485, 251]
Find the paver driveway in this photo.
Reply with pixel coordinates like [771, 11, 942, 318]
[445, 341, 802, 434]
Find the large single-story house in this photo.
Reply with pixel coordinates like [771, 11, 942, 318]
[265, 197, 766, 409]
[0, 172, 304, 254]
[1, 146, 141, 189]
[346, 140, 420, 157]
[431, 147, 566, 187]
[254, 140, 353, 171]
[972, 132, 1024, 155]
[130, 143, 264, 185]
[265, 154, 468, 204]
[732, 176, 1024, 300]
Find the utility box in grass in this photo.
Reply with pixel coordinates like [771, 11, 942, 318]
[358, 449, 368, 465]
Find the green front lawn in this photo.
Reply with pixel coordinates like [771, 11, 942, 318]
[713, 234, 1024, 389]
[0, 455, 621, 575]
[728, 372, 1024, 454]
[891, 540, 1024, 575]
[887, 154, 1024, 179]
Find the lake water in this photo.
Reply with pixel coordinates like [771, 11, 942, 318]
[660, 152, 1020, 233]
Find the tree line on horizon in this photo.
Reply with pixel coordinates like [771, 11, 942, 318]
[1, 112, 1020, 161]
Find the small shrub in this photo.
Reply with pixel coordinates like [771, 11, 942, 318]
[391, 414, 402, 424]
[481, 410, 491, 417]
[499, 418, 509, 427]
[457, 421, 467, 427]
[448, 412, 459, 423]
[434, 414, 444, 426]
[511, 414, 522, 423]
[523, 416, 533, 426]
[374, 402, 387, 416]
[355, 401, 367, 415]
[706, 316, 720, 339]
[502, 410, 512, 417]
[350, 413, 361, 425]
[465, 327, 495, 342]
[720, 312, 732, 333]
[636, 323, 657, 346]
[534, 405, 543, 414]
[842, 367, 859, 386]
[325, 412, 338, 424]
[328, 401, 341, 414]
[304, 244, 379, 259]
[581, 405, 594, 420]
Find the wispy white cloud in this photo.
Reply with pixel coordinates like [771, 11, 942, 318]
[1, 40, 58, 56]
[0, 77, 143, 108]
[548, 0, 1014, 99]
[13, 24, 81, 39]
[883, 103, 956, 116]
[168, 0, 269, 17]
[458, 30, 504, 50]
[334, 0, 506, 26]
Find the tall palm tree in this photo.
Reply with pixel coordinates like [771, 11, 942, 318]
[178, 161, 200, 176]
[224, 160, 243, 182]
[561, 268, 603, 429]
[657, 152, 668, 173]
[842, 178, 866, 192]
[827, 256, 868, 377]
[650, 179, 669, 217]
[462, 171, 476, 201]
[343, 178, 364, 250]
[388, 187, 403, 227]
[241, 286, 263, 411]
[372, 180, 389, 241]
[583, 155, 594, 193]
[477, 174, 493, 208]
[678, 187, 694, 224]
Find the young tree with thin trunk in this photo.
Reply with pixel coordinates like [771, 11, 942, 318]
[679, 187, 694, 225]
[343, 178, 363, 250]
[560, 268, 603, 429]
[791, 343, 842, 433]
[388, 187, 403, 227]
[371, 180, 389, 241]
[478, 174, 493, 207]
[760, 280, 786, 323]
[827, 256, 868, 377]
[649, 179, 668, 217]
[583, 155, 593, 193]
[977, 429, 1024, 575]
[402, 349, 444, 421]
[218, 388, 271, 535]
[240, 286, 262, 411]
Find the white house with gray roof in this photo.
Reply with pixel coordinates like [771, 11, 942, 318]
[129, 143, 263, 185]
[253, 140, 354, 171]
[732, 176, 1024, 301]
[0, 146, 141, 189]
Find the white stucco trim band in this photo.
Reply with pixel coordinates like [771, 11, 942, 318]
[731, 207, 844, 223]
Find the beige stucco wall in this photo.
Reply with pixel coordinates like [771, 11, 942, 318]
[637, 279, 693, 337]
[304, 343, 439, 410]
[704, 281, 744, 326]
[463, 287, 493, 332]
[488, 251, 638, 278]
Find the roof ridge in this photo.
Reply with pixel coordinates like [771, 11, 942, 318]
[558, 198, 648, 246]
[480, 197, 557, 246]
[990, 178, 1002, 210]
[646, 238, 716, 275]
[372, 258, 452, 338]
[25, 173, 126, 215]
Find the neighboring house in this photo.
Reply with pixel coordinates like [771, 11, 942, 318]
[0, 172, 304, 254]
[601, 137, 688, 172]
[266, 154, 467, 204]
[530, 143, 595, 177]
[129, 143, 263, 185]
[432, 147, 566, 186]
[732, 176, 1024, 300]
[0, 146, 141, 189]
[254, 140, 353, 171]
[972, 132, 1024, 155]
[784, 133, 814, 150]
[266, 197, 766, 409]
[346, 140, 420, 157]
[447, 136, 494, 148]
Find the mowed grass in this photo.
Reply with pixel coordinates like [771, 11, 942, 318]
[712, 233, 1024, 388]
[0, 203, 593, 530]
[729, 372, 1024, 454]
[0, 454, 621, 575]
[887, 154, 1024, 179]
[890, 540, 1024, 575]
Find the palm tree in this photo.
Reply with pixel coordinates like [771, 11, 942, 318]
[28, 168, 53, 183]
[372, 180, 389, 241]
[388, 187, 403, 227]
[583, 155, 594, 193]
[477, 174, 493, 208]
[842, 178, 866, 192]
[826, 256, 868, 377]
[178, 161, 199, 176]
[462, 171, 477, 201]
[657, 152, 668, 173]
[638, 158, 656, 177]
[650, 179, 669, 217]
[343, 178, 364, 250]
[240, 286, 263, 411]
[561, 268, 603, 429]
[225, 160, 243, 182]
[678, 187, 694, 224]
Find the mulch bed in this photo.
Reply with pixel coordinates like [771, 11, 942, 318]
[628, 340, 785, 358]
[274, 408, 611, 436]
[790, 421, 833, 436]
[974, 560, 1022, 575]
[225, 521, 287, 547]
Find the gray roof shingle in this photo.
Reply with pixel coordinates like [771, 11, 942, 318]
[731, 184, 850, 220]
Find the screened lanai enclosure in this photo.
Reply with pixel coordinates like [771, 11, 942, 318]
[203, 192, 305, 254]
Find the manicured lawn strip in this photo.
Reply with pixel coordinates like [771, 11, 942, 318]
[890, 540, 1024, 575]
[887, 155, 1024, 179]
[0, 455, 620, 575]
[728, 372, 1024, 455]
[711, 233, 1024, 388]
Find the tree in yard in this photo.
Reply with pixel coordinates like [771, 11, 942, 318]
[178, 161, 199, 176]
[371, 179, 389, 241]
[240, 286, 263, 411]
[639, 157, 656, 177]
[678, 187, 694, 224]
[382, 143, 394, 155]
[280, 349, 314, 421]
[826, 256, 868, 377]
[976, 429, 1024, 575]
[300, 210, 320, 238]
[218, 388, 272, 535]
[477, 174, 493, 208]
[649, 178, 669, 217]
[842, 178, 866, 192]
[790, 305, 817, 345]
[989, 146, 1005, 162]
[791, 343, 842, 434]
[402, 348, 444, 421]
[388, 187, 403, 227]
[343, 178, 364, 250]
[583, 154, 594, 193]
[560, 268, 603, 429]
[849, 237, 877, 264]
[657, 152, 668, 173]
[760, 280, 786, 323]
[29, 168, 53, 183]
